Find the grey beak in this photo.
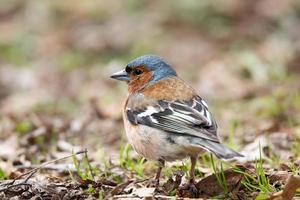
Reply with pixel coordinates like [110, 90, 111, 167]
[110, 69, 130, 81]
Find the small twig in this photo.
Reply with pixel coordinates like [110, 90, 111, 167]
[24, 170, 36, 183]
[0, 150, 87, 190]
[18, 150, 87, 180]
[16, 164, 75, 172]
[0, 181, 32, 193]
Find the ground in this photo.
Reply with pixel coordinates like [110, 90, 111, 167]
[0, 0, 300, 199]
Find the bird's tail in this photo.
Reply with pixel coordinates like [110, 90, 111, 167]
[192, 139, 243, 160]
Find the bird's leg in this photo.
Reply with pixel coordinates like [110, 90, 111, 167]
[177, 155, 199, 197]
[155, 159, 165, 187]
[189, 155, 198, 184]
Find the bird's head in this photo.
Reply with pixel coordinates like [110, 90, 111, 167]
[110, 55, 177, 93]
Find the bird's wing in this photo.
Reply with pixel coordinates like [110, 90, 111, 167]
[126, 96, 219, 142]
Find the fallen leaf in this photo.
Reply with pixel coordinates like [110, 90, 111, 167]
[196, 169, 243, 197]
[163, 170, 184, 194]
[268, 171, 290, 185]
[268, 175, 300, 200]
[132, 187, 155, 197]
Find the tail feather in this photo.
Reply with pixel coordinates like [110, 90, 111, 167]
[192, 139, 243, 160]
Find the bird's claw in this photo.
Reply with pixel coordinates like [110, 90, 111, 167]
[177, 181, 199, 198]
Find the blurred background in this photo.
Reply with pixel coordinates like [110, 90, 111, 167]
[0, 0, 300, 166]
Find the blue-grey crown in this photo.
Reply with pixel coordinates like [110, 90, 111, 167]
[127, 55, 177, 83]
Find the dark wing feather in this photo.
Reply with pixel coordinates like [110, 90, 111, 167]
[126, 96, 219, 142]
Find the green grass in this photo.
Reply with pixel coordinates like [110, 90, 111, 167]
[254, 150, 273, 193]
[98, 191, 105, 200]
[199, 153, 214, 169]
[210, 154, 229, 197]
[0, 168, 7, 180]
[15, 120, 34, 135]
[287, 162, 299, 176]
[234, 145, 275, 198]
[255, 193, 271, 200]
[265, 146, 281, 169]
[119, 143, 146, 178]
[71, 151, 98, 181]
[70, 151, 117, 199]
[163, 160, 190, 179]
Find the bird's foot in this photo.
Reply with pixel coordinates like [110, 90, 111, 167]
[145, 178, 161, 190]
[177, 180, 199, 198]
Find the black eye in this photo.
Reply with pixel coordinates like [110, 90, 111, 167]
[133, 69, 143, 75]
[125, 66, 132, 73]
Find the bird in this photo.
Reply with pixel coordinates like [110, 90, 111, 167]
[110, 54, 242, 188]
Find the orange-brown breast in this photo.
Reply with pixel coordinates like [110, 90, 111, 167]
[128, 67, 153, 93]
[142, 77, 196, 101]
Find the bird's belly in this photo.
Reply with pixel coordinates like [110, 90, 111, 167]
[124, 122, 190, 161]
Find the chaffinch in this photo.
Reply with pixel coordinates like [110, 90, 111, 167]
[110, 55, 242, 187]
